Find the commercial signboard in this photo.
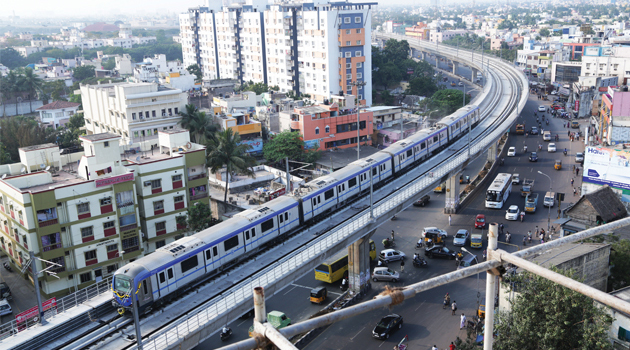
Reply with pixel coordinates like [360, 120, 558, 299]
[95, 173, 134, 188]
[583, 147, 630, 202]
[241, 138, 263, 154]
[304, 139, 320, 150]
[16, 298, 57, 331]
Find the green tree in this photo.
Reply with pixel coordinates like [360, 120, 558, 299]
[178, 202, 216, 234]
[72, 66, 96, 81]
[0, 48, 27, 69]
[406, 76, 439, 96]
[539, 28, 551, 37]
[187, 64, 202, 83]
[609, 240, 630, 291]
[240, 81, 271, 95]
[102, 59, 116, 70]
[427, 89, 470, 117]
[263, 130, 306, 163]
[57, 114, 86, 149]
[178, 104, 218, 144]
[18, 68, 43, 112]
[495, 269, 613, 350]
[207, 129, 257, 203]
[380, 90, 394, 105]
[0, 142, 11, 165]
[0, 116, 58, 161]
[3, 71, 21, 116]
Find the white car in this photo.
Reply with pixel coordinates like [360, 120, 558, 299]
[453, 229, 470, 246]
[505, 205, 520, 221]
[551, 91, 558, 95]
[0, 299, 12, 316]
[538, 106, 546, 112]
[379, 249, 406, 263]
[512, 174, 520, 185]
[458, 82, 464, 86]
[422, 227, 448, 239]
[548, 143, 556, 153]
[507, 147, 516, 157]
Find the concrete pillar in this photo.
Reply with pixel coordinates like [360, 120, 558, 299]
[435, 56, 439, 69]
[452, 61, 458, 75]
[487, 142, 497, 162]
[472, 68, 478, 83]
[347, 231, 375, 294]
[444, 173, 461, 214]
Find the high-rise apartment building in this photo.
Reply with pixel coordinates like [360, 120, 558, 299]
[180, 0, 376, 105]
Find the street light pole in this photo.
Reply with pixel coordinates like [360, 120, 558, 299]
[352, 81, 367, 161]
[538, 171, 552, 233]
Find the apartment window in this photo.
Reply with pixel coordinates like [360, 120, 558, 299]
[84, 250, 97, 262]
[100, 197, 111, 206]
[104, 221, 115, 230]
[151, 179, 162, 190]
[81, 226, 93, 238]
[344, 51, 351, 58]
[80, 272, 92, 284]
[153, 200, 164, 211]
[122, 236, 139, 251]
[151, 110, 156, 118]
[346, 74, 352, 79]
[356, 29, 361, 33]
[139, 112, 143, 119]
[357, 73, 363, 79]
[106, 244, 118, 253]
[77, 203, 90, 215]
[132, 113, 137, 120]
[156, 221, 166, 231]
[147, 129, 152, 136]
[172, 174, 182, 182]
[358, 94, 363, 100]
[356, 40, 361, 45]
[346, 63, 351, 69]
[134, 131, 139, 138]
[357, 62, 362, 68]
[325, 125, 330, 133]
[161, 109, 166, 116]
[355, 17, 361, 23]
[345, 29, 351, 34]
[346, 41, 350, 46]
[344, 17, 351, 24]
[174, 195, 184, 203]
[104, 141, 109, 148]
[315, 127, 320, 135]
[355, 51, 361, 57]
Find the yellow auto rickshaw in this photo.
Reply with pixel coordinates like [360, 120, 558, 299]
[554, 160, 562, 170]
[424, 231, 443, 246]
[478, 304, 486, 319]
[309, 287, 327, 304]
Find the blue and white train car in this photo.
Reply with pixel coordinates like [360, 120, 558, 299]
[436, 105, 480, 142]
[348, 152, 393, 188]
[295, 177, 339, 223]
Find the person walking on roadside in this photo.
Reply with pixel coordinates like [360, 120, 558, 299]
[452, 301, 458, 315]
[449, 342, 456, 350]
[391, 230, 395, 242]
[460, 313, 467, 330]
[571, 178, 574, 186]
[400, 260, 405, 273]
[449, 214, 452, 226]
[574, 187, 577, 196]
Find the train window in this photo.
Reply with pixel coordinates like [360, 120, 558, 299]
[279, 215, 284, 223]
[433, 136, 438, 142]
[406, 150, 412, 157]
[421, 143, 426, 149]
[181, 255, 199, 273]
[261, 218, 274, 232]
[312, 198, 317, 207]
[285, 213, 288, 221]
[342, 184, 345, 191]
[252, 228, 256, 237]
[348, 178, 357, 188]
[143, 280, 148, 294]
[372, 168, 377, 176]
[167, 269, 173, 279]
[205, 250, 211, 260]
[224, 236, 239, 250]
[246, 230, 250, 240]
[324, 189, 334, 200]
[159, 272, 165, 283]
[213, 246, 218, 256]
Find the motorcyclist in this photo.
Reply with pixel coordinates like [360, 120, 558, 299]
[456, 251, 464, 261]
[524, 145, 528, 152]
[443, 293, 451, 308]
[520, 211, 525, 222]
[413, 253, 419, 262]
[564, 148, 567, 155]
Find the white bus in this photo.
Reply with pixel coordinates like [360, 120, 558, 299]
[485, 173, 512, 208]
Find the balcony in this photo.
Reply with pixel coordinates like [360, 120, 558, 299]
[38, 218, 58, 227]
[120, 223, 137, 232]
[190, 191, 208, 200]
[43, 243, 62, 252]
[188, 172, 207, 181]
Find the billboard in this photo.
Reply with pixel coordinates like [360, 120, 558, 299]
[16, 298, 57, 331]
[242, 138, 263, 154]
[583, 147, 630, 202]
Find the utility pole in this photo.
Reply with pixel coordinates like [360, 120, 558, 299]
[351, 81, 367, 160]
[25, 251, 62, 326]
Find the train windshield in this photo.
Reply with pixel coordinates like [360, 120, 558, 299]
[114, 276, 132, 295]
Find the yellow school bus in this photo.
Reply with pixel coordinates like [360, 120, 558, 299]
[314, 240, 376, 283]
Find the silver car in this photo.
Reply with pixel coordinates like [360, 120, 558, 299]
[379, 249, 406, 263]
[453, 229, 470, 246]
[372, 267, 400, 282]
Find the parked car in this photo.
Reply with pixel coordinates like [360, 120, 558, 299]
[0, 282, 11, 301]
[529, 152, 538, 162]
[0, 299, 12, 316]
[379, 249, 406, 263]
[422, 227, 448, 239]
[425, 245, 457, 259]
[507, 147, 516, 157]
[512, 174, 520, 185]
[453, 229, 470, 246]
[548, 143, 556, 153]
[372, 267, 400, 282]
[413, 195, 430, 207]
[538, 105, 546, 112]
[576, 152, 584, 163]
[475, 214, 486, 228]
[505, 205, 520, 221]
[372, 314, 403, 340]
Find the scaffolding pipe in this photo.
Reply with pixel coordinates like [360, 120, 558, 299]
[497, 249, 630, 315]
[253, 322, 299, 350]
[253, 287, 266, 324]
[484, 223, 498, 350]
[217, 217, 630, 350]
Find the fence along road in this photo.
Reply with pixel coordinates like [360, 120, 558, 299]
[129, 44, 528, 350]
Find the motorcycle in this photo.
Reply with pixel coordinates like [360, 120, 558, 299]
[412, 257, 428, 268]
[220, 327, 233, 341]
[415, 239, 424, 249]
[563, 150, 567, 156]
[3, 262, 12, 272]
[382, 239, 396, 248]
[523, 145, 528, 153]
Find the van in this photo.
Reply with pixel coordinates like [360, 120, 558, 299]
[544, 191, 555, 207]
[543, 131, 551, 141]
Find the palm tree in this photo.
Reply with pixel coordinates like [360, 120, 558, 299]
[3, 72, 20, 116]
[18, 68, 43, 113]
[178, 104, 218, 144]
[179, 104, 200, 142]
[207, 128, 256, 203]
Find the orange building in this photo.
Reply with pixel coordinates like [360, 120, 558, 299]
[286, 102, 373, 151]
[405, 22, 429, 40]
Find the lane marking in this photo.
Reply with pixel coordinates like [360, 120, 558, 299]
[415, 300, 426, 312]
[350, 327, 365, 341]
[289, 283, 342, 296]
[283, 285, 298, 295]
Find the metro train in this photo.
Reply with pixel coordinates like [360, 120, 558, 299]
[111, 105, 481, 313]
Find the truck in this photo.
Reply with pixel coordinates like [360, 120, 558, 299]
[249, 311, 291, 337]
[521, 179, 534, 197]
[515, 124, 525, 135]
[525, 193, 539, 213]
[471, 234, 483, 248]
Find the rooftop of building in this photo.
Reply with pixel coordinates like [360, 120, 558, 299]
[527, 243, 610, 269]
[35, 100, 81, 110]
[18, 143, 58, 152]
[295, 105, 330, 115]
[5, 165, 88, 192]
[80, 133, 121, 142]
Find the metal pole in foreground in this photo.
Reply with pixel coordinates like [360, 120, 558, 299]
[30, 251, 46, 325]
[132, 286, 143, 350]
[484, 223, 498, 350]
[254, 286, 266, 324]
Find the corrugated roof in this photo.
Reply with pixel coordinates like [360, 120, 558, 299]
[36, 101, 81, 111]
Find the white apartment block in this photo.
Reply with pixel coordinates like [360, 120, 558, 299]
[81, 82, 187, 147]
[180, 0, 376, 105]
[582, 47, 630, 85]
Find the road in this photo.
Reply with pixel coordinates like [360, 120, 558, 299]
[196, 84, 582, 350]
